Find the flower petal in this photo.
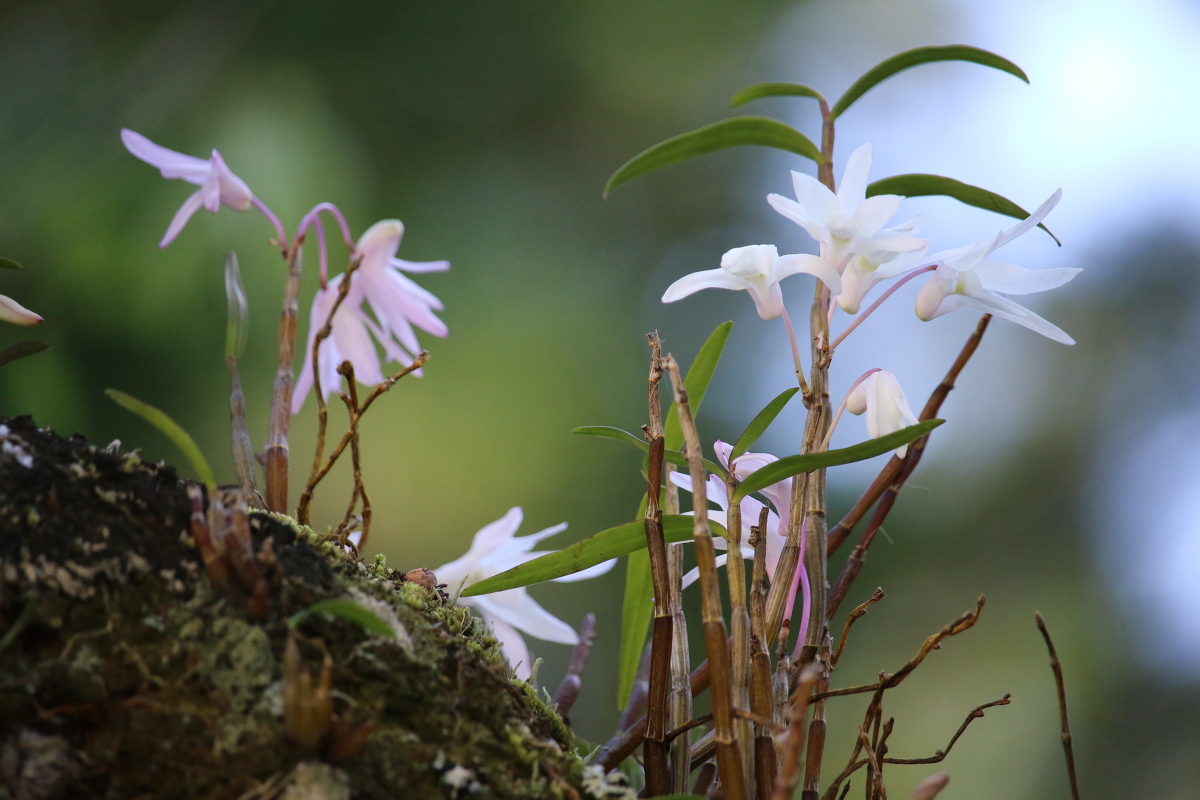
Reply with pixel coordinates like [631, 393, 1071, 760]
[0, 295, 42, 326]
[768, 194, 832, 243]
[791, 170, 840, 222]
[836, 143, 873, 212]
[209, 149, 255, 211]
[159, 189, 206, 248]
[474, 590, 579, 645]
[774, 253, 843, 294]
[482, 612, 532, 679]
[957, 289, 1076, 345]
[552, 557, 617, 582]
[121, 129, 209, 184]
[852, 194, 903, 237]
[662, 268, 747, 304]
[993, 189, 1062, 251]
[391, 257, 451, 273]
[973, 261, 1081, 295]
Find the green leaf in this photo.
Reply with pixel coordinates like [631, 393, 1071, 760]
[734, 420, 944, 502]
[831, 45, 1028, 120]
[617, 549, 653, 709]
[289, 597, 395, 638]
[0, 341, 49, 369]
[462, 515, 726, 597]
[731, 388, 800, 460]
[664, 321, 732, 451]
[572, 426, 726, 479]
[0, 258, 22, 270]
[730, 82, 824, 107]
[604, 118, 820, 197]
[867, 174, 1060, 245]
[105, 388, 217, 493]
[224, 252, 249, 360]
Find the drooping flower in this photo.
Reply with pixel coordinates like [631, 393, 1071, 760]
[291, 219, 449, 413]
[669, 441, 792, 587]
[767, 143, 926, 276]
[434, 507, 615, 679]
[914, 189, 1080, 344]
[836, 218, 929, 314]
[662, 244, 842, 320]
[846, 370, 919, 457]
[120, 129, 256, 248]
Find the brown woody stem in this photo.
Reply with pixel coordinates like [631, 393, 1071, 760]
[1036, 612, 1082, 800]
[265, 243, 303, 513]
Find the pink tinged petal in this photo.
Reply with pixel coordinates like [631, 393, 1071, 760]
[391, 257, 450, 273]
[790, 170, 840, 222]
[332, 307, 385, 386]
[356, 220, 405, 277]
[668, 472, 694, 495]
[0, 295, 42, 326]
[662, 268, 747, 304]
[482, 613, 532, 679]
[120, 129, 210, 184]
[836, 143, 874, 212]
[973, 261, 1082, 295]
[852, 194, 903, 237]
[714, 441, 733, 470]
[474, 590, 579, 645]
[767, 194, 832, 243]
[552, 557, 617, 582]
[683, 553, 731, 591]
[774, 253, 843, 294]
[159, 189, 207, 248]
[993, 189, 1062, 251]
[208, 150, 255, 211]
[200, 166, 222, 213]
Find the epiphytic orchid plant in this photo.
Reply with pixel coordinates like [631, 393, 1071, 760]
[462, 45, 1084, 800]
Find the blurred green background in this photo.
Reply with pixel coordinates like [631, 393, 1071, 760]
[2, 0, 1198, 797]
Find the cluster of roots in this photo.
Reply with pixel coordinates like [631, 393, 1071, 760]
[0, 416, 599, 800]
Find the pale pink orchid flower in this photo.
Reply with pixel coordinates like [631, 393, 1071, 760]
[915, 189, 1080, 344]
[435, 507, 616, 680]
[663, 244, 842, 320]
[291, 219, 449, 413]
[767, 143, 926, 277]
[846, 370, 920, 457]
[120, 129, 265, 248]
[0, 292, 41, 326]
[669, 440, 792, 589]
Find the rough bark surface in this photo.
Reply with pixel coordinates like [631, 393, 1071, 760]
[0, 416, 603, 800]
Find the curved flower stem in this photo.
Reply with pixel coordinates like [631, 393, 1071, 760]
[253, 197, 289, 255]
[779, 305, 810, 396]
[818, 368, 882, 453]
[830, 264, 937, 351]
[313, 217, 329, 289]
[298, 202, 355, 250]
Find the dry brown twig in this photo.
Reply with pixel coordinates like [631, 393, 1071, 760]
[552, 613, 596, 725]
[1036, 612, 1082, 800]
[771, 664, 819, 800]
[883, 694, 1011, 765]
[832, 587, 885, 668]
[265, 242, 304, 513]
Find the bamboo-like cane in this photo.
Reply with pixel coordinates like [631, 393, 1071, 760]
[642, 335, 673, 796]
[726, 458, 753, 793]
[264, 243, 303, 513]
[800, 641, 831, 800]
[224, 253, 257, 497]
[749, 506, 777, 799]
[666, 468, 693, 794]
[770, 664, 819, 800]
[665, 355, 747, 800]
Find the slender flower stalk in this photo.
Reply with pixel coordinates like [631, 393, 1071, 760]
[830, 265, 936, 350]
[819, 368, 883, 452]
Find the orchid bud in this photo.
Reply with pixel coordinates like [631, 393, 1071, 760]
[846, 370, 920, 457]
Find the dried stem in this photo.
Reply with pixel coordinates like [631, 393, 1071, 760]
[800, 641, 831, 800]
[882, 694, 1011, 764]
[666, 355, 747, 800]
[668, 535, 693, 792]
[552, 613, 596, 724]
[1035, 612, 1082, 800]
[832, 588, 885, 668]
[297, 256, 362, 525]
[335, 363, 370, 549]
[226, 356, 257, 496]
[749, 507, 777, 799]
[771, 664, 819, 800]
[265, 243, 303, 513]
[726, 451, 753, 790]
[643, 333, 673, 796]
[826, 315, 991, 557]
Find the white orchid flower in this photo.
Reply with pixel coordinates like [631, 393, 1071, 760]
[914, 189, 1080, 344]
[669, 440, 791, 589]
[662, 244, 841, 320]
[121, 129, 256, 248]
[836, 217, 929, 314]
[435, 507, 616, 680]
[767, 143, 927, 276]
[292, 220, 449, 413]
[846, 370, 920, 457]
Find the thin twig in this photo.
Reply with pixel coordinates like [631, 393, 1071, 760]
[883, 694, 1011, 764]
[298, 256, 362, 525]
[1036, 612, 1082, 800]
[665, 713, 714, 745]
[552, 613, 596, 724]
[265, 243, 304, 513]
[334, 362, 370, 549]
[832, 588, 885, 667]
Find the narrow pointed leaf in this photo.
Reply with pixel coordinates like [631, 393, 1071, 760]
[289, 598, 395, 638]
[105, 388, 217, 493]
[224, 252, 249, 359]
[867, 174, 1060, 245]
[0, 340, 49, 369]
[731, 387, 800, 460]
[617, 549, 653, 708]
[0, 258, 22, 270]
[604, 118, 820, 197]
[664, 321, 732, 451]
[461, 515, 728, 597]
[831, 45, 1028, 119]
[734, 420, 944, 502]
[573, 426, 726, 479]
[731, 82, 824, 107]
